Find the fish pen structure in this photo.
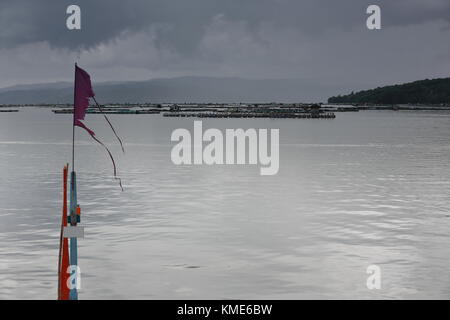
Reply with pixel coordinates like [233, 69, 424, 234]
[163, 112, 336, 119]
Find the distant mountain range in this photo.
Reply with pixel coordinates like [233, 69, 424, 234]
[328, 78, 450, 104]
[0, 77, 346, 104]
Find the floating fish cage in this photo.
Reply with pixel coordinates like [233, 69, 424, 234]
[163, 112, 336, 119]
[53, 109, 160, 114]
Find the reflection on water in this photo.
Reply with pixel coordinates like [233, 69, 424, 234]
[0, 108, 449, 299]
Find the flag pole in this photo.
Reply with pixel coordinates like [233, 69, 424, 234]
[69, 62, 79, 300]
[72, 63, 77, 172]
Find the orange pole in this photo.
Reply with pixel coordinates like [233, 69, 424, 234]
[58, 164, 70, 300]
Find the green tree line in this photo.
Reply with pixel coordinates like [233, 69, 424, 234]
[328, 78, 450, 104]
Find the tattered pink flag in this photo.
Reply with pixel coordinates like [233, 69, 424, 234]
[74, 65, 96, 135]
[74, 64, 124, 190]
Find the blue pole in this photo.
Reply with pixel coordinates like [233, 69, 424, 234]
[69, 63, 79, 300]
[69, 171, 78, 300]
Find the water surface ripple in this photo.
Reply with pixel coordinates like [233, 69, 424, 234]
[0, 108, 449, 299]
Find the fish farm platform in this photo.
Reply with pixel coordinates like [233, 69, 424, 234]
[163, 112, 336, 119]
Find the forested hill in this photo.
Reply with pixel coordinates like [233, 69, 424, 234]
[328, 78, 450, 104]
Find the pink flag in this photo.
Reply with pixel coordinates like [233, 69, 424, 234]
[74, 65, 96, 136]
[73, 64, 124, 190]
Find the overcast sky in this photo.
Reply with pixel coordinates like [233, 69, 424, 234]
[0, 0, 448, 91]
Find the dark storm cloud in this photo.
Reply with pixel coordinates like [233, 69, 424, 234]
[0, 0, 448, 51]
[0, 0, 448, 94]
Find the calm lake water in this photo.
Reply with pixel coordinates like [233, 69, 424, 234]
[0, 107, 449, 299]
